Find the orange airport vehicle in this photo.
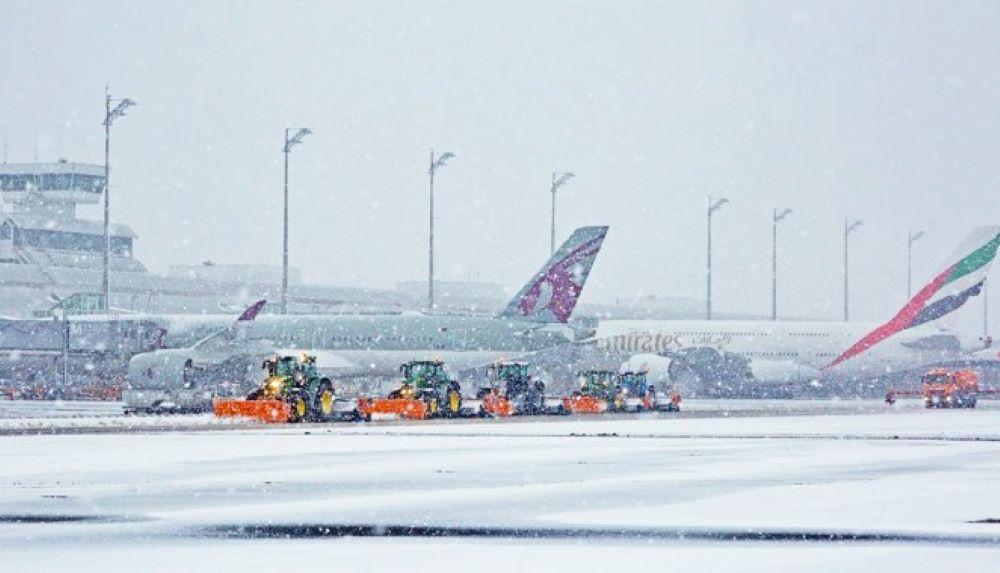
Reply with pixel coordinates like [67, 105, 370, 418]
[356, 360, 468, 420]
[885, 367, 982, 409]
[214, 354, 336, 423]
[562, 370, 615, 414]
[921, 368, 979, 408]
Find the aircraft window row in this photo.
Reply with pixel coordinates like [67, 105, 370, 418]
[787, 332, 832, 338]
[741, 351, 799, 359]
[675, 331, 762, 338]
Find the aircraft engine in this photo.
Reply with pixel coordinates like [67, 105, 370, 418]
[619, 353, 672, 382]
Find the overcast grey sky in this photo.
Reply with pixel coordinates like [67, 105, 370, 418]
[1, 0, 998, 332]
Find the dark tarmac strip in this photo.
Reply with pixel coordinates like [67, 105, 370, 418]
[199, 523, 1000, 546]
[1, 516, 997, 547]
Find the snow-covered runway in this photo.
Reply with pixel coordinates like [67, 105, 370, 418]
[1, 403, 998, 571]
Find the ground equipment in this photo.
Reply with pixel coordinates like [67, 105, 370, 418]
[357, 360, 471, 420]
[213, 354, 336, 423]
[921, 368, 979, 408]
[610, 371, 658, 412]
[885, 368, 982, 409]
[657, 388, 683, 412]
[478, 361, 549, 416]
[562, 370, 616, 414]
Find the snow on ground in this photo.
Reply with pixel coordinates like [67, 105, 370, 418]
[0, 401, 998, 571]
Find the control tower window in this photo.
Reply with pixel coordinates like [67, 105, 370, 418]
[15, 228, 133, 255]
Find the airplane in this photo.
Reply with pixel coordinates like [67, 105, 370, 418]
[599, 226, 1000, 396]
[123, 226, 608, 411]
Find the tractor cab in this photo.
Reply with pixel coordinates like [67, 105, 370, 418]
[576, 370, 616, 400]
[617, 371, 649, 396]
[400, 360, 451, 392]
[612, 370, 658, 412]
[488, 361, 532, 395]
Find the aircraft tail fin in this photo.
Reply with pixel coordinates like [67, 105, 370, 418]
[827, 226, 1000, 368]
[193, 300, 267, 351]
[499, 226, 609, 323]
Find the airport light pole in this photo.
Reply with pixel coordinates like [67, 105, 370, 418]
[102, 88, 136, 314]
[907, 230, 925, 299]
[549, 172, 575, 255]
[428, 149, 455, 310]
[772, 208, 792, 321]
[706, 197, 729, 320]
[281, 127, 312, 315]
[843, 219, 863, 321]
[984, 280, 990, 340]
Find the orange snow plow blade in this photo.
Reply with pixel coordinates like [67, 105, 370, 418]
[482, 393, 514, 417]
[562, 395, 608, 415]
[213, 399, 291, 423]
[357, 397, 429, 420]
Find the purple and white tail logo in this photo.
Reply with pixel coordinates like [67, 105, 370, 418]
[507, 227, 607, 323]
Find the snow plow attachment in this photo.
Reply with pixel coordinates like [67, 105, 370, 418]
[562, 395, 608, 415]
[357, 397, 431, 420]
[213, 398, 292, 423]
[481, 392, 514, 417]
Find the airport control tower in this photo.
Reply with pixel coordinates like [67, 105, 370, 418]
[0, 161, 142, 315]
[0, 160, 138, 262]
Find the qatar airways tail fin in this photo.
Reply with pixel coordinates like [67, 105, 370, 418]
[827, 226, 1000, 368]
[499, 226, 609, 323]
[194, 299, 267, 351]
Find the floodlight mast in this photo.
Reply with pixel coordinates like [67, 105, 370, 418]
[428, 149, 455, 310]
[281, 127, 312, 315]
[549, 171, 575, 255]
[772, 208, 792, 320]
[706, 197, 729, 320]
[102, 87, 136, 315]
[843, 219, 863, 321]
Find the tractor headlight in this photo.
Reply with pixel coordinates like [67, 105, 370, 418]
[267, 379, 282, 393]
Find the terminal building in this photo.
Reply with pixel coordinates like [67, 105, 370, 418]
[0, 161, 410, 318]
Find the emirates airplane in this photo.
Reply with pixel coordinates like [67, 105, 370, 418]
[601, 226, 1000, 393]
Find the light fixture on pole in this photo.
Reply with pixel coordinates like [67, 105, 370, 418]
[843, 219, 863, 321]
[428, 149, 455, 310]
[281, 127, 312, 315]
[706, 196, 729, 320]
[771, 208, 792, 320]
[907, 230, 925, 299]
[102, 87, 136, 314]
[549, 172, 575, 255]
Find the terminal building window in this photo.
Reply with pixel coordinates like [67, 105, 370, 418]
[0, 173, 105, 193]
[13, 228, 132, 256]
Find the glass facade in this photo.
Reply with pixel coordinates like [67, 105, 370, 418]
[0, 172, 105, 193]
[12, 228, 132, 256]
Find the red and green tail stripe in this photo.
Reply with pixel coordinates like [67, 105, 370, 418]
[826, 231, 1000, 368]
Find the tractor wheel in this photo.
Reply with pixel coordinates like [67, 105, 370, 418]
[287, 392, 309, 423]
[311, 380, 336, 422]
